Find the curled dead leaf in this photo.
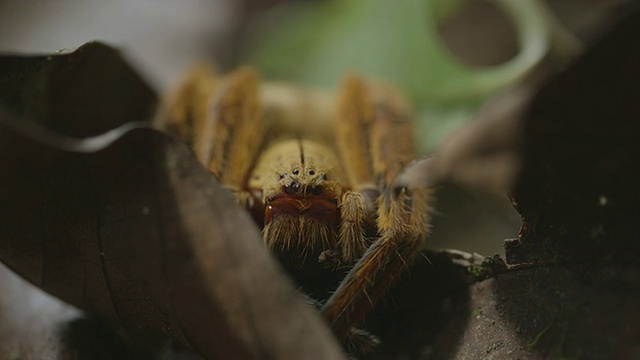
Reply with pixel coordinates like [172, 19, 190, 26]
[0, 42, 157, 137]
[0, 42, 343, 359]
[0, 112, 344, 359]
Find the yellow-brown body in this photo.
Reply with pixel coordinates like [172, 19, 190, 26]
[157, 65, 433, 351]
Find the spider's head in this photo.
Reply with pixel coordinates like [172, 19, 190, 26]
[262, 164, 342, 226]
[278, 167, 328, 197]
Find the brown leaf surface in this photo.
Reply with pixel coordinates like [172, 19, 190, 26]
[508, 6, 640, 265]
[0, 42, 157, 137]
[390, 6, 640, 359]
[453, 7, 640, 359]
[0, 113, 343, 359]
[0, 42, 343, 359]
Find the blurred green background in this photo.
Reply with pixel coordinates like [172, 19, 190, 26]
[0, 0, 627, 256]
[247, 0, 551, 151]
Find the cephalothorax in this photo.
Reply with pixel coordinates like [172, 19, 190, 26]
[158, 65, 432, 351]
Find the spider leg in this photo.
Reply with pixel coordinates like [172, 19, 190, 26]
[157, 65, 268, 210]
[323, 74, 433, 340]
[199, 67, 265, 187]
[337, 191, 369, 263]
[155, 63, 218, 147]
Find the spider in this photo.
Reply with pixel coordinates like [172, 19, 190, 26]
[156, 65, 433, 352]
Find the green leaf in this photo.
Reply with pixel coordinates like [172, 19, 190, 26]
[247, 0, 559, 151]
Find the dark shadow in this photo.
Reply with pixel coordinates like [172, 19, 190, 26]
[495, 7, 640, 359]
[493, 263, 640, 359]
[363, 250, 471, 360]
[59, 316, 155, 360]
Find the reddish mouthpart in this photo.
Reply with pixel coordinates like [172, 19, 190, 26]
[265, 195, 338, 226]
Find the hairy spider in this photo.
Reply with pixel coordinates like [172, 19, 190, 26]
[156, 65, 433, 352]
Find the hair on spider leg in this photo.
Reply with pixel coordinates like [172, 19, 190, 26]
[419, 250, 434, 268]
[300, 290, 326, 310]
[343, 328, 381, 356]
[388, 184, 416, 215]
[395, 248, 410, 268]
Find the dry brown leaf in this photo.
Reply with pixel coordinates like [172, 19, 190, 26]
[508, 7, 640, 265]
[0, 42, 157, 137]
[0, 113, 343, 359]
[393, 8, 640, 358]
[0, 42, 343, 359]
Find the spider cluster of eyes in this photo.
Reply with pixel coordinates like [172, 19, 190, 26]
[279, 168, 327, 196]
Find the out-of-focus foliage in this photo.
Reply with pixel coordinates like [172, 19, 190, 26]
[247, 0, 571, 152]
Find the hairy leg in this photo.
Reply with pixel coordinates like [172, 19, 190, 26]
[155, 63, 218, 148]
[157, 65, 267, 209]
[337, 191, 369, 263]
[323, 74, 433, 341]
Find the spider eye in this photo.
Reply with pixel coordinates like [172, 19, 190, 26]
[320, 173, 328, 181]
[308, 169, 315, 175]
[292, 168, 300, 175]
[309, 185, 324, 195]
[284, 180, 301, 194]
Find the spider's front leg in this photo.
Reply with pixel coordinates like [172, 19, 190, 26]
[157, 65, 268, 210]
[322, 75, 433, 345]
